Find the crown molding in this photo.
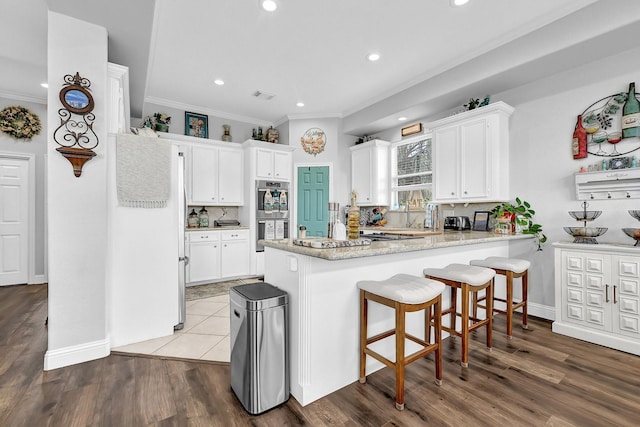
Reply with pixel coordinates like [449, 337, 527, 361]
[144, 96, 272, 127]
[286, 112, 343, 121]
[0, 90, 47, 105]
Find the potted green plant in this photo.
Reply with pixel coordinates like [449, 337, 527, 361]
[491, 197, 547, 251]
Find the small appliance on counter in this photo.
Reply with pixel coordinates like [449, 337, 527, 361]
[444, 216, 471, 231]
[215, 219, 241, 227]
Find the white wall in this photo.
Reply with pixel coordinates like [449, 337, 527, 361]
[0, 97, 47, 282]
[289, 117, 353, 212]
[45, 12, 109, 369]
[141, 101, 260, 143]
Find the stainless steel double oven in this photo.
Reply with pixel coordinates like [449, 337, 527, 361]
[256, 180, 289, 252]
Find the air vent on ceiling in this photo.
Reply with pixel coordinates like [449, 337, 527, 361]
[253, 90, 276, 101]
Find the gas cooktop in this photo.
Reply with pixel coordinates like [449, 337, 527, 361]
[363, 232, 424, 241]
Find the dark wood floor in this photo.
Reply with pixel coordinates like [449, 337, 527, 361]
[1, 283, 639, 426]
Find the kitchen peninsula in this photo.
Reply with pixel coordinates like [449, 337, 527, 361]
[262, 232, 532, 406]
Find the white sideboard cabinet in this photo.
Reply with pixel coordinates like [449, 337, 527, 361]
[430, 102, 513, 203]
[350, 139, 390, 206]
[553, 242, 640, 355]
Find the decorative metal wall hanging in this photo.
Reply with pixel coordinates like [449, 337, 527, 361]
[572, 82, 640, 160]
[53, 72, 98, 177]
[300, 127, 326, 156]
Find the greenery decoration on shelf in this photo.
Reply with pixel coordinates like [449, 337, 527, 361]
[491, 197, 547, 251]
[0, 105, 42, 140]
[141, 113, 171, 130]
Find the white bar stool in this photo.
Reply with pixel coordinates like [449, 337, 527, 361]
[358, 274, 445, 411]
[470, 256, 531, 338]
[423, 264, 495, 368]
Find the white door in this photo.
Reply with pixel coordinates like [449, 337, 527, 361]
[0, 157, 29, 285]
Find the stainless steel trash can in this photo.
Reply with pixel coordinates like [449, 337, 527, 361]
[230, 282, 289, 415]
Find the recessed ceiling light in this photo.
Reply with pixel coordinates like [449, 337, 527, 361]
[262, 0, 277, 12]
[40, 83, 48, 88]
[451, 0, 470, 6]
[398, 117, 408, 121]
[214, 79, 224, 86]
[296, 102, 305, 107]
[367, 53, 381, 62]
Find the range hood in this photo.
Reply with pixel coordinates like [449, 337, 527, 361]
[575, 168, 640, 200]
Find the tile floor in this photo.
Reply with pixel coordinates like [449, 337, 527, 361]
[113, 293, 232, 362]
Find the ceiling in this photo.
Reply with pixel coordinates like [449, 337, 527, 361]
[4, 0, 640, 136]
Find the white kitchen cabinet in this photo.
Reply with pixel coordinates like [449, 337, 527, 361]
[218, 147, 244, 204]
[190, 145, 244, 205]
[187, 231, 221, 283]
[431, 102, 513, 203]
[220, 229, 250, 278]
[350, 139, 390, 206]
[553, 243, 640, 355]
[255, 148, 292, 181]
[188, 229, 250, 284]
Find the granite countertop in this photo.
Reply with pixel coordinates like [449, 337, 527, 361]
[261, 231, 533, 260]
[186, 226, 249, 231]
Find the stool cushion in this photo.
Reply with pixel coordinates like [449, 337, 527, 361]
[470, 256, 530, 274]
[357, 274, 445, 305]
[423, 263, 495, 286]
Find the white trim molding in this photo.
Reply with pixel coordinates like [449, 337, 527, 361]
[528, 302, 555, 321]
[44, 338, 110, 371]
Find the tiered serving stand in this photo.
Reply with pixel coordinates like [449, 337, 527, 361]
[563, 202, 607, 244]
[622, 210, 640, 246]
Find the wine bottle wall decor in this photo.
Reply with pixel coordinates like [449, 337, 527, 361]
[572, 82, 640, 159]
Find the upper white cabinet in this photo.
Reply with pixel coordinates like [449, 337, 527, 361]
[191, 144, 244, 205]
[255, 148, 292, 180]
[430, 102, 513, 203]
[243, 140, 295, 182]
[218, 147, 244, 204]
[553, 243, 640, 356]
[350, 139, 390, 206]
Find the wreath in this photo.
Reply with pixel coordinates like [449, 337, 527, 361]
[0, 106, 42, 140]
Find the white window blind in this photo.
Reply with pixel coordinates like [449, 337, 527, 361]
[391, 133, 432, 210]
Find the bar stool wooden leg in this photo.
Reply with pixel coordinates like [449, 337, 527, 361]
[450, 287, 458, 338]
[395, 302, 406, 410]
[461, 283, 470, 368]
[486, 280, 493, 351]
[506, 271, 514, 338]
[522, 270, 529, 330]
[434, 297, 443, 385]
[359, 289, 367, 384]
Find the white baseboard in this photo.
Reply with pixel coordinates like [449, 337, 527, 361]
[528, 302, 555, 321]
[44, 338, 110, 371]
[30, 274, 47, 285]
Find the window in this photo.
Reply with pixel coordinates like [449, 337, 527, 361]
[391, 133, 432, 210]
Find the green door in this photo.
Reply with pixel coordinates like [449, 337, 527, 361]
[297, 166, 329, 237]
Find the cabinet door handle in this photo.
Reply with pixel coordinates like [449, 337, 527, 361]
[605, 284, 610, 303]
[613, 285, 617, 304]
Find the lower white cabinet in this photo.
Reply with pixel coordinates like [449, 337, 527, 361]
[553, 242, 640, 355]
[187, 231, 221, 283]
[220, 230, 250, 278]
[187, 229, 250, 284]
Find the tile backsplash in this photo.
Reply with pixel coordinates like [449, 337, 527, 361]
[187, 206, 239, 227]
